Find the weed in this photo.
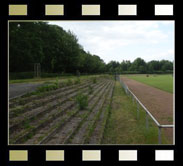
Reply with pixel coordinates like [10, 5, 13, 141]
[18, 100, 26, 105]
[23, 120, 31, 129]
[22, 92, 35, 98]
[68, 97, 73, 101]
[36, 84, 58, 93]
[26, 132, 34, 140]
[92, 77, 97, 84]
[74, 78, 80, 84]
[35, 77, 60, 93]
[66, 79, 73, 86]
[88, 85, 93, 94]
[11, 106, 24, 116]
[102, 82, 169, 144]
[67, 110, 75, 116]
[54, 77, 59, 88]
[75, 93, 88, 110]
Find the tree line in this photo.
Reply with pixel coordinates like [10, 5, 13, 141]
[107, 58, 173, 74]
[9, 22, 173, 77]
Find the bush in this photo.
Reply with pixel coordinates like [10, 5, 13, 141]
[66, 79, 73, 86]
[76, 93, 88, 110]
[74, 78, 80, 84]
[92, 77, 97, 84]
[54, 77, 60, 87]
[88, 85, 93, 94]
[36, 84, 58, 93]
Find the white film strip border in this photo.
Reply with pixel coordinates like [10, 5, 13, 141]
[8, 149, 175, 162]
[8, 4, 174, 16]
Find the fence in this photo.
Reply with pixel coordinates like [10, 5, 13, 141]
[117, 75, 174, 144]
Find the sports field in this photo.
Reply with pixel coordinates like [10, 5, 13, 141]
[126, 74, 173, 93]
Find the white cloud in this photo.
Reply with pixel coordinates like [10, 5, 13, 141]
[49, 21, 174, 63]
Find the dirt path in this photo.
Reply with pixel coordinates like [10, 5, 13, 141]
[121, 76, 173, 143]
[9, 83, 42, 99]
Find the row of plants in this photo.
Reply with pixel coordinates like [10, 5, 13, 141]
[75, 77, 98, 110]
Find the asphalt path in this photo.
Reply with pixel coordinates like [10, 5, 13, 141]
[9, 83, 42, 99]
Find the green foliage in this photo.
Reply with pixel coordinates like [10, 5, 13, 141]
[88, 85, 93, 94]
[102, 82, 169, 144]
[36, 83, 58, 93]
[66, 79, 73, 86]
[74, 78, 80, 84]
[9, 22, 173, 76]
[54, 77, 59, 87]
[23, 120, 32, 129]
[92, 77, 97, 84]
[106, 58, 173, 74]
[75, 93, 88, 110]
[9, 22, 106, 74]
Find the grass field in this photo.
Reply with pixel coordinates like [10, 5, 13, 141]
[126, 74, 173, 93]
[102, 81, 169, 144]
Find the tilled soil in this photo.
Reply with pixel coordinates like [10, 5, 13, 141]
[121, 76, 173, 143]
[9, 78, 115, 145]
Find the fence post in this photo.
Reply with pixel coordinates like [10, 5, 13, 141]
[158, 127, 162, 144]
[146, 112, 149, 129]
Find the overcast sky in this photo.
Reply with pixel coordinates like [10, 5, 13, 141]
[49, 21, 174, 63]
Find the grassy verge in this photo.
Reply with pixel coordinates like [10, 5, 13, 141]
[126, 74, 173, 93]
[102, 81, 170, 144]
[9, 75, 102, 84]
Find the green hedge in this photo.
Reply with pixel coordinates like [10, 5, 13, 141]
[9, 72, 73, 80]
[9, 72, 34, 80]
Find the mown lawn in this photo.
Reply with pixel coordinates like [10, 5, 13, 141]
[102, 81, 170, 144]
[126, 74, 173, 93]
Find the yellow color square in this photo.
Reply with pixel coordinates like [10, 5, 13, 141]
[82, 5, 100, 16]
[9, 5, 27, 16]
[9, 150, 28, 161]
[45, 5, 64, 15]
[46, 150, 64, 161]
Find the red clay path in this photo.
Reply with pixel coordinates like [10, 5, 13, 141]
[121, 76, 174, 144]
